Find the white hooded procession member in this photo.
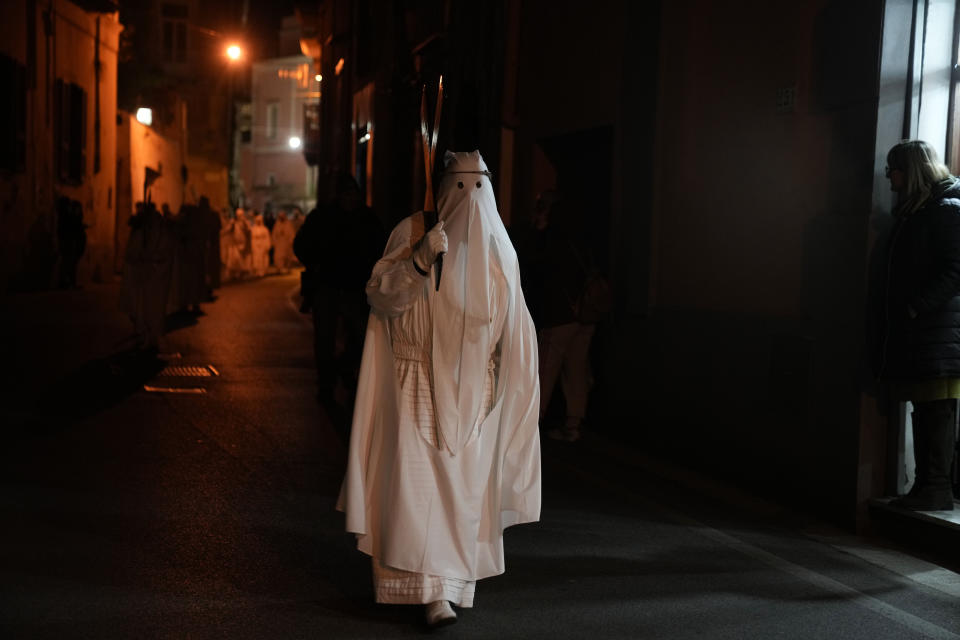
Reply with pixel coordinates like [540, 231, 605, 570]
[338, 150, 542, 627]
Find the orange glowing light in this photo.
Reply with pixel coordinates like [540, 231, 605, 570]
[226, 44, 243, 61]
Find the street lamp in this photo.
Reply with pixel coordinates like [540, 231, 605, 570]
[136, 107, 153, 126]
[226, 44, 243, 61]
[288, 136, 302, 149]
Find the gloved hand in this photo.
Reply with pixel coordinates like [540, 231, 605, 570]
[413, 220, 447, 272]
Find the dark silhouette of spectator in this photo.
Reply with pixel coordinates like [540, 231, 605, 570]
[179, 202, 208, 312]
[198, 196, 221, 296]
[874, 140, 960, 512]
[516, 189, 598, 443]
[57, 197, 87, 288]
[294, 172, 385, 421]
[121, 201, 174, 353]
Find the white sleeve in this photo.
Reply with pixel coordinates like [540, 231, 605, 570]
[366, 256, 427, 316]
[365, 218, 428, 316]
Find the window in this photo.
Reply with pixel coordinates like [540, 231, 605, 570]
[949, 1, 960, 171]
[265, 102, 279, 140]
[55, 79, 86, 184]
[0, 53, 26, 173]
[161, 3, 188, 64]
[238, 102, 252, 143]
[898, 0, 960, 169]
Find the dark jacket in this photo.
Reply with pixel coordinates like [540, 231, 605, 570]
[514, 221, 589, 329]
[877, 178, 960, 380]
[293, 202, 385, 295]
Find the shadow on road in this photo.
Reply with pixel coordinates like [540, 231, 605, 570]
[11, 348, 167, 443]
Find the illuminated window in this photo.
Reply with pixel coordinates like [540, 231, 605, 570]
[277, 64, 311, 89]
[265, 102, 279, 140]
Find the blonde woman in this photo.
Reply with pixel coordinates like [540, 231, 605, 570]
[877, 140, 960, 511]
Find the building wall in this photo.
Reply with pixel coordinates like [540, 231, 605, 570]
[118, 0, 240, 169]
[115, 110, 183, 269]
[125, 115, 185, 214]
[640, 0, 883, 526]
[240, 55, 318, 212]
[115, 110, 228, 274]
[0, 0, 120, 291]
[509, 0, 889, 527]
[185, 156, 228, 214]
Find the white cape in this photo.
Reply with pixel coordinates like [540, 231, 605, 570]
[338, 151, 541, 581]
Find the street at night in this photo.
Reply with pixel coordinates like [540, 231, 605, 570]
[2, 274, 959, 638]
[4, 0, 960, 636]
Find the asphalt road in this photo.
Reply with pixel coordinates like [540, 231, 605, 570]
[2, 273, 959, 639]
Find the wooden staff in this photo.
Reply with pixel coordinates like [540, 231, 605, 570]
[420, 76, 444, 290]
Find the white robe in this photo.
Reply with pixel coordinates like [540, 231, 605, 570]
[338, 152, 541, 603]
[271, 218, 295, 269]
[251, 223, 271, 276]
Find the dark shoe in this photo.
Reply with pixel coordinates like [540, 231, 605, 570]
[903, 400, 957, 511]
[890, 486, 955, 511]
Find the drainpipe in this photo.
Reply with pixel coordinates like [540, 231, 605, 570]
[94, 15, 101, 174]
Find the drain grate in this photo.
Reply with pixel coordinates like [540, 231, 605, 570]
[143, 385, 207, 394]
[158, 365, 218, 378]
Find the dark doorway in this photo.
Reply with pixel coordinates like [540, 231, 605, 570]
[537, 125, 614, 432]
[537, 125, 613, 270]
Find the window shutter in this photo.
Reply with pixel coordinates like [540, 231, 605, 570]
[15, 61, 26, 172]
[78, 84, 87, 180]
[55, 78, 67, 181]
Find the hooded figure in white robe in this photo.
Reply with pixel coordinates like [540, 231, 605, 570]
[271, 211, 295, 270]
[338, 151, 541, 614]
[250, 214, 272, 276]
[227, 210, 251, 279]
[219, 209, 234, 282]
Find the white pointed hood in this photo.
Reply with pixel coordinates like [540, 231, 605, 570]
[431, 150, 516, 454]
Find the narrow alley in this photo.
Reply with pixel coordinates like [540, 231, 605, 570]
[2, 274, 958, 639]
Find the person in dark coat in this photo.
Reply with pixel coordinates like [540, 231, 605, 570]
[198, 196, 221, 295]
[875, 139, 960, 511]
[294, 173, 386, 425]
[515, 190, 596, 443]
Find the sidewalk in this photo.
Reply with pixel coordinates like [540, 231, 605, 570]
[1, 280, 141, 438]
[557, 429, 960, 573]
[0, 272, 296, 440]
